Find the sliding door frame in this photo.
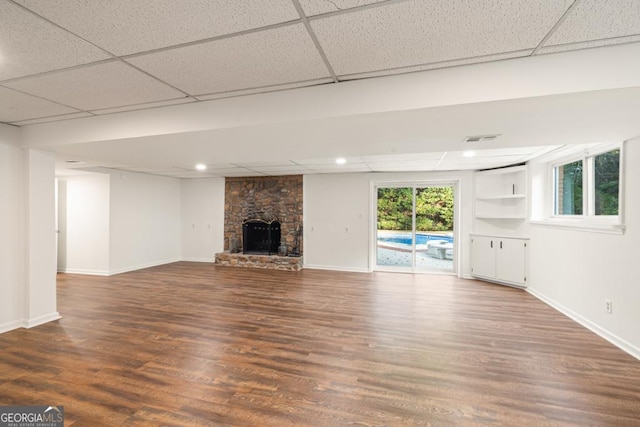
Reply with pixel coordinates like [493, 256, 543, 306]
[370, 179, 460, 275]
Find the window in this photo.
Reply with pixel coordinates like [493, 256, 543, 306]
[593, 149, 620, 216]
[554, 159, 583, 215]
[552, 143, 622, 222]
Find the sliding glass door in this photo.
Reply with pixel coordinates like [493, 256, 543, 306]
[376, 183, 455, 273]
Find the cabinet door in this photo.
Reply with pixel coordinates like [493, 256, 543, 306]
[496, 238, 526, 285]
[471, 236, 496, 279]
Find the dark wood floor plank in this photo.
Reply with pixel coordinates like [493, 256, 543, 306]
[0, 262, 639, 426]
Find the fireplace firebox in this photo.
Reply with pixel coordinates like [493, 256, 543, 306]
[242, 219, 281, 255]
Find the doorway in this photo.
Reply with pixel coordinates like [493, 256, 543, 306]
[375, 183, 456, 273]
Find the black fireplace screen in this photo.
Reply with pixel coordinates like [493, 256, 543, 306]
[242, 219, 280, 255]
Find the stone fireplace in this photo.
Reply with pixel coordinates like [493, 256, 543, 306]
[242, 219, 280, 255]
[216, 175, 303, 269]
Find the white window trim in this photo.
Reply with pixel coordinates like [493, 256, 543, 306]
[532, 141, 625, 234]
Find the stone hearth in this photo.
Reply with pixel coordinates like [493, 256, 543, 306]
[215, 252, 302, 271]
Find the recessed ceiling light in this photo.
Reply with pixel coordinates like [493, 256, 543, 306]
[335, 157, 347, 165]
[195, 163, 207, 171]
[463, 150, 476, 158]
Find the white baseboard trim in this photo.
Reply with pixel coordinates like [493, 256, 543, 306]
[527, 288, 640, 361]
[57, 268, 110, 276]
[303, 264, 370, 273]
[108, 258, 180, 275]
[0, 319, 23, 334]
[180, 257, 215, 263]
[23, 312, 62, 329]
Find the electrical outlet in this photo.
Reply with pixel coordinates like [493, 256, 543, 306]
[605, 299, 613, 314]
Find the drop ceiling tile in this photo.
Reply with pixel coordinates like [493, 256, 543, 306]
[361, 152, 444, 163]
[299, 0, 386, 16]
[366, 160, 441, 170]
[204, 168, 254, 175]
[307, 165, 371, 174]
[0, 1, 110, 80]
[196, 78, 334, 101]
[537, 36, 640, 55]
[311, 0, 572, 75]
[15, 0, 300, 56]
[90, 97, 195, 115]
[247, 165, 310, 173]
[0, 86, 80, 123]
[201, 163, 240, 170]
[340, 50, 532, 80]
[4, 61, 186, 111]
[293, 156, 364, 165]
[305, 163, 371, 171]
[450, 147, 540, 158]
[439, 154, 524, 166]
[217, 170, 268, 177]
[543, 0, 640, 47]
[234, 160, 298, 167]
[11, 112, 93, 126]
[127, 24, 331, 95]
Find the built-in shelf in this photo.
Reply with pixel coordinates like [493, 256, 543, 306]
[473, 165, 528, 232]
[472, 165, 530, 288]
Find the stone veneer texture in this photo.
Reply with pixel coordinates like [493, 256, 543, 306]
[224, 175, 303, 254]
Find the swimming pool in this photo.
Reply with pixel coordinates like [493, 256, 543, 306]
[378, 233, 453, 245]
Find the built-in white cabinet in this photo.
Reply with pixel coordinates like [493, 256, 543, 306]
[470, 235, 528, 288]
[472, 165, 529, 288]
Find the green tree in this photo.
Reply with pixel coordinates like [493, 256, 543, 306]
[377, 187, 454, 231]
[594, 149, 619, 215]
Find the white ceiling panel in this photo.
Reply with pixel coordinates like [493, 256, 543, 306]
[537, 36, 640, 55]
[340, 50, 533, 80]
[234, 160, 298, 167]
[311, 0, 572, 76]
[307, 165, 372, 173]
[128, 24, 331, 95]
[298, 0, 386, 16]
[305, 162, 371, 171]
[366, 160, 441, 171]
[293, 156, 364, 165]
[195, 78, 334, 101]
[15, 0, 300, 56]
[0, 1, 110, 80]
[11, 112, 93, 127]
[0, 86, 80, 123]
[90, 97, 195, 115]
[216, 170, 267, 177]
[368, 160, 442, 171]
[246, 165, 310, 174]
[362, 152, 444, 163]
[4, 61, 186, 111]
[543, 0, 640, 48]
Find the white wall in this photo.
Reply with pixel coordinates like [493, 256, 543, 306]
[180, 178, 225, 261]
[0, 126, 25, 332]
[304, 173, 371, 271]
[528, 139, 640, 358]
[303, 171, 473, 274]
[107, 169, 181, 274]
[57, 173, 110, 275]
[24, 149, 60, 327]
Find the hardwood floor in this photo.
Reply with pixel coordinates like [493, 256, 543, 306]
[1, 262, 639, 426]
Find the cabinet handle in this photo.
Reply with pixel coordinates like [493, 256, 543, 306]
[500, 241, 503, 249]
[490, 240, 493, 249]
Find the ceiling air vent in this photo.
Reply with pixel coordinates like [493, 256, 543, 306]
[464, 134, 501, 143]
